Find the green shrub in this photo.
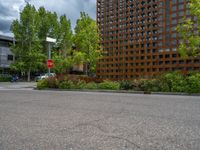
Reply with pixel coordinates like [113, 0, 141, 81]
[159, 72, 187, 92]
[139, 79, 160, 92]
[98, 80, 120, 90]
[138, 79, 147, 91]
[56, 74, 103, 83]
[186, 73, 200, 93]
[47, 77, 59, 88]
[132, 80, 142, 91]
[120, 80, 133, 90]
[149, 79, 161, 92]
[0, 75, 12, 82]
[37, 72, 200, 93]
[58, 80, 74, 89]
[72, 80, 87, 89]
[84, 82, 98, 89]
[37, 79, 48, 90]
[0, 77, 11, 82]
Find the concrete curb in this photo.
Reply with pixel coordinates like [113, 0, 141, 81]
[151, 92, 200, 96]
[34, 88, 200, 96]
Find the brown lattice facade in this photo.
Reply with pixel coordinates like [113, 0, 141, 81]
[96, 0, 200, 79]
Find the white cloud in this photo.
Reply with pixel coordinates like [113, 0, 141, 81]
[0, 0, 96, 35]
[30, 0, 96, 28]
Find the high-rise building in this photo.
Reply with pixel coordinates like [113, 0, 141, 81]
[96, 0, 200, 79]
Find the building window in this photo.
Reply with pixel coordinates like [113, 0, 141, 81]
[7, 55, 13, 61]
[0, 41, 9, 47]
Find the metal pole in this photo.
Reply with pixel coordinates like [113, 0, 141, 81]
[48, 43, 51, 76]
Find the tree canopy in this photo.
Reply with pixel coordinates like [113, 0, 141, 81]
[11, 4, 45, 81]
[11, 4, 101, 79]
[11, 4, 74, 79]
[177, 0, 200, 58]
[74, 12, 102, 75]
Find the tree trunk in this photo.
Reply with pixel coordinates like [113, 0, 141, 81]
[85, 64, 88, 76]
[27, 69, 31, 82]
[87, 63, 91, 76]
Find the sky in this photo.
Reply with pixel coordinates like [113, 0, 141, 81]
[0, 0, 96, 36]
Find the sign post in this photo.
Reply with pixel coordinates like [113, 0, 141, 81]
[46, 37, 56, 76]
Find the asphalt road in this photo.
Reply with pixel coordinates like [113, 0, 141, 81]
[0, 86, 200, 149]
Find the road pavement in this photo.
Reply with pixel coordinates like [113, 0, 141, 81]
[0, 83, 200, 149]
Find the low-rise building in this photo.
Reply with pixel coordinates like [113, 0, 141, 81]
[0, 35, 15, 73]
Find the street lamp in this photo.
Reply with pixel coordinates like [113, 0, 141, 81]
[46, 37, 56, 75]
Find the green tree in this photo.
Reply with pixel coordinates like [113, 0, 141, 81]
[74, 12, 102, 76]
[37, 7, 50, 53]
[47, 12, 59, 39]
[177, 0, 200, 58]
[52, 51, 85, 74]
[11, 4, 46, 81]
[53, 54, 73, 74]
[52, 15, 73, 74]
[38, 7, 59, 53]
[57, 15, 73, 56]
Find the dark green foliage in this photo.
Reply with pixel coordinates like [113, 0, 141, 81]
[119, 80, 133, 90]
[0, 75, 12, 82]
[128, 72, 200, 93]
[186, 73, 200, 93]
[159, 72, 187, 92]
[138, 72, 200, 93]
[139, 79, 160, 92]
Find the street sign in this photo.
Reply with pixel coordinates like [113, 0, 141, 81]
[47, 59, 54, 68]
[46, 37, 56, 43]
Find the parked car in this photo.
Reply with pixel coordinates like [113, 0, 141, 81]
[35, 73, 56, 81]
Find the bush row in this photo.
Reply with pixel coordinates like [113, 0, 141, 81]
[120, 72, 200, 93]
[37, 72, 200, 93]
[0, 76, 12, 82]
[37, 77, 120, 90]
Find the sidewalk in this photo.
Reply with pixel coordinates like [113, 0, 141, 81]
[0, 82, 36, 89]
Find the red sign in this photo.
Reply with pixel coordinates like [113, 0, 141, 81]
[47, 59, 54, 68]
